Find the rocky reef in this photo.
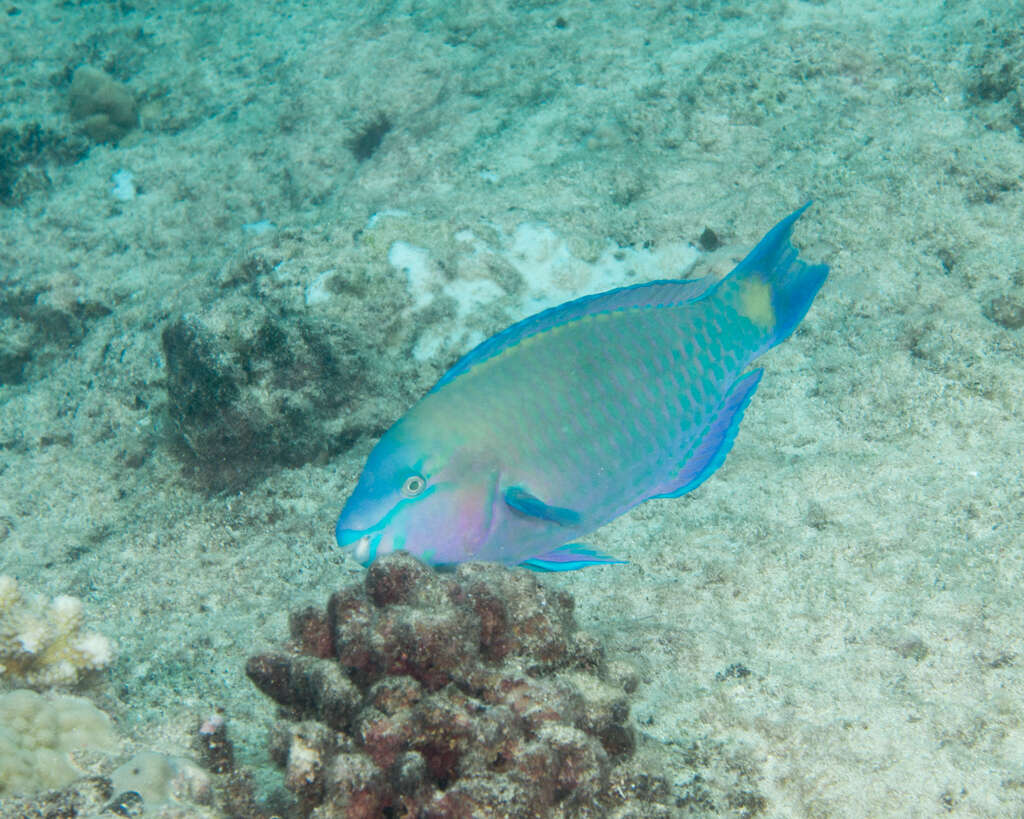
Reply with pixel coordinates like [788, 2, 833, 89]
[247, 552, 671, 818]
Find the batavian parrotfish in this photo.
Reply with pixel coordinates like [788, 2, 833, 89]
[336, 205, 829, 571]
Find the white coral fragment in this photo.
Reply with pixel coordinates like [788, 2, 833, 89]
[0, 576, 114, 688]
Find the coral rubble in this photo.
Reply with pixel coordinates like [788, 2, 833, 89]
[247, 552, 670, 818]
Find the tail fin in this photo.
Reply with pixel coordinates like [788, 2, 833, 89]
[716, 203, 829, 350]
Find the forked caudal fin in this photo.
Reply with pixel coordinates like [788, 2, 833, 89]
[646, 204, 828, 501]
[708, 202, 829, 351]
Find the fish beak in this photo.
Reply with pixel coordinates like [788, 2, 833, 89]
[336, 524, 385, 565]
[352, 534, 374, 563]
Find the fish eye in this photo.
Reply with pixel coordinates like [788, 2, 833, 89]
[401, 474, 426, 498]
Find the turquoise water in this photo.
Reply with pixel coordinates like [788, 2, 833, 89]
[1, 0, 1023, 814]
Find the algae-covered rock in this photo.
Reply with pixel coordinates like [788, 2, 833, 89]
[161, 296, 383, 491]
[69, 66, 139, 143]
[247, 553, 669, 817]
[984, 293, 1024, 329]
[0, 124, 89, 206]
[0, 286, 111, 385]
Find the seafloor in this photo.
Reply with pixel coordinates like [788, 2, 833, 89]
[2, 0, 1023, 815]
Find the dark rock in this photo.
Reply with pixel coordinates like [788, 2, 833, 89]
[699, 226, 722, 251]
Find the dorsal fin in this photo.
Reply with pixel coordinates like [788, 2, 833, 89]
[430, 275, 716, 393]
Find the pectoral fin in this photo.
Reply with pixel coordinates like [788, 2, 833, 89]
[504, 486, 581, 525]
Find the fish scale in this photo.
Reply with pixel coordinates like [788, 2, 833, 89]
[335, 205, 829, 570]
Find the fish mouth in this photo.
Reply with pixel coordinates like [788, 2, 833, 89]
[335, 523, 385, 565]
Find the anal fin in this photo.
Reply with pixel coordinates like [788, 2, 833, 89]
[520, 544, 626, 572]
[649, 368, 763, 499]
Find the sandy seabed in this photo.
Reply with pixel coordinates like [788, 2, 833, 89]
[2, 0, 1023, 815]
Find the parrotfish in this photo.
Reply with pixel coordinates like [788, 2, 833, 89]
[336, 205, 828, 571]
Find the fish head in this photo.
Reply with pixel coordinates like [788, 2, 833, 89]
[335, 422, 497, 566]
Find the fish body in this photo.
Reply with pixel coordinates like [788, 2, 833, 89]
[336, 205, 828, 570]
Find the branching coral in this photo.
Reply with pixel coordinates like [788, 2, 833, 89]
[0, 576, 114, 689]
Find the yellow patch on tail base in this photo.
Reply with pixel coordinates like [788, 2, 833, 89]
[738, 278, 775, 329]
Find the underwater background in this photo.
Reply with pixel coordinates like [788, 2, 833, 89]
[2, 0, 1023, 815]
